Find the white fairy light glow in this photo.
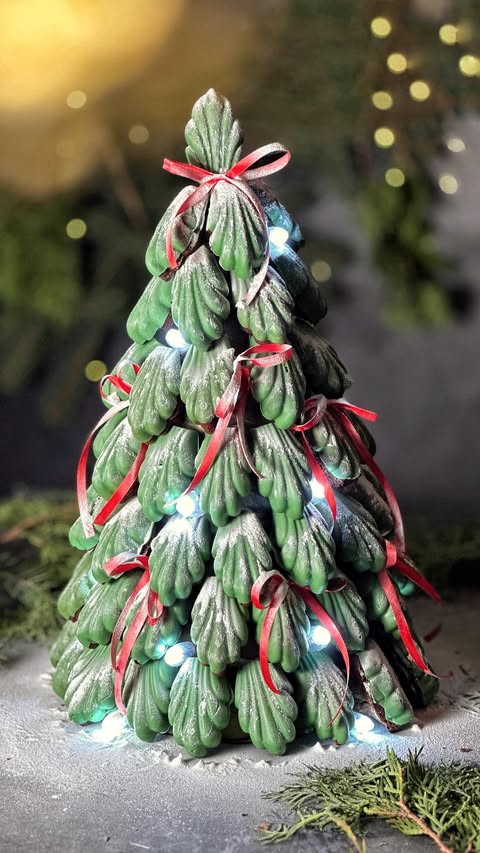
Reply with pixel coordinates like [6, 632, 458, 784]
[310, 625, 331, 647]
[89, 711, 127, 742]
[176, 494, 197, 518]
[354, 713, 375, 735]
[164, 642, 195, 668]
[165, 328, 187, 349]
[310, 478, 325, 499]
[154, 641, 166, 658]
[268, 226, 289, 249]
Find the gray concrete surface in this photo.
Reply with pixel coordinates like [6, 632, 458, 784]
[1, 592, 479, 852]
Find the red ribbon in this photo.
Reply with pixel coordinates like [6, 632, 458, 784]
[104, 553, 163, 715]
[77, 365, 147, 538]
[174, 343, 293, 504]
[100, 363, 140, 406]
[377, 541, 442, 677]
[328, 401, 404, 552]
[251, 570, 350, 725]
[163, 142, 290, 307]
[292, 395, 443, 675]
[292, 397, 337, 524]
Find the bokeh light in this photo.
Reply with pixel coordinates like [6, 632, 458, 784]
[66, 90, 87, 109]
[387, 53, 407, 73]
[128, 124, 150, 144]
[371, 91, 393, 111]
[310, 260, 332, 283]
[409, 80, 431, 102]
[458, 55, 480, 77]
[370, 17, 392, 38]
[438, 174, 459, 194]
[439, 24, 458, 45]
[66, 218, 87, 239]
[84, 360, 107, 382]
[385, 168, 405, 188]
[374, 127, 395, 148]
[446, 137, 466, 153]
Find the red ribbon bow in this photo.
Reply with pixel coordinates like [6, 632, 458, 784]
[175, 343, 293, 503]
[77, 364, 147, 539]
[251, 570, 350, 725]
[163, 142, 291, 307]
[293, 395, 442, 676]
[104, 552, 163, 715]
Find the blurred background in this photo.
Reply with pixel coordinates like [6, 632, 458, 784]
[1, 0, 480, 527]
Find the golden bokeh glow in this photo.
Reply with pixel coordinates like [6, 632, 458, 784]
[385, 168, 405, 187]
[66, 90, 87, 109]
[438, 174, 459, 194]
[370, 17, 392, 38]
[439, 24, 458, 45]
[458, 55, 480, 76]
[66, 218, 87, 239]
[372, 91, 393, 110]
[128, 124, 150, 144]
[387, 53, 408, 73]
[84, 360, 107, 382]
[409, 80, 431, 102]
[311, 260, 332, 283]
[446, 137, 466, 153]
[374, 127, 395, 148]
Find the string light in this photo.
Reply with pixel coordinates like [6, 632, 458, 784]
[66, 218, 87, 239]
[310, 625, 331, 648]
[66, 89, 87, 109]
[88, 711, 127, 743]
[458, 55, 480, 77]
[128, 124, 149, 145]
[371, 91, 393, 111]
[176, 494, 197, 518]
[439, 24, 458, 45]
[385, 168, 405, 188]
[446, 137, 466, 153]
[165, 328, 187, 349]
[310, 260, 332, 282]
[84, 359, 107, 382]
[164, 642, 195, 668]
[310, 478, 326, 500]
[409, 80, 431, 102]
[353, 713, 375, 735]
[268, 226, 289, 249]
[374, 127, 395, 148]
[438, 174, 459, 194]
[370, 17, 392, 38]
[387, 53, 408, 73]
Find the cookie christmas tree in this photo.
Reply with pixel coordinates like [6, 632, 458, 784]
[52, 89, 440, 756]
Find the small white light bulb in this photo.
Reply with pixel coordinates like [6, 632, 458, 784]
[164, 641, 195, 668]
[154, 641, 166, 658]
[310, 625, 331, 648]
[268, 226, 289, 249]
[165, 328, 187, 349]
[89, 711, 127, 742]
[310, 478, 325, 500]
[176, 494, 197, 518]
[354, 713, 375, 735]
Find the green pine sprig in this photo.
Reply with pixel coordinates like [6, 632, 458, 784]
[260, 748, 480, 852]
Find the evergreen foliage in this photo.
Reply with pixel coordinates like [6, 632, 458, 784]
[260, 748, 480, 852]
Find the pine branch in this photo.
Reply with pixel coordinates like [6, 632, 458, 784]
[259, 749, 480, 852]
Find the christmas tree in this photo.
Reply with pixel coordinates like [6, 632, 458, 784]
[51, 90, 440, 757]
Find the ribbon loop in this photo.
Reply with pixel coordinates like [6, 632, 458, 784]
[104, 553, 164, 714]
[77, 362, 146, 538]
[251, 570, 350, 724]
[173, 343, 293, 505]
[162, 143, 290, 304]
